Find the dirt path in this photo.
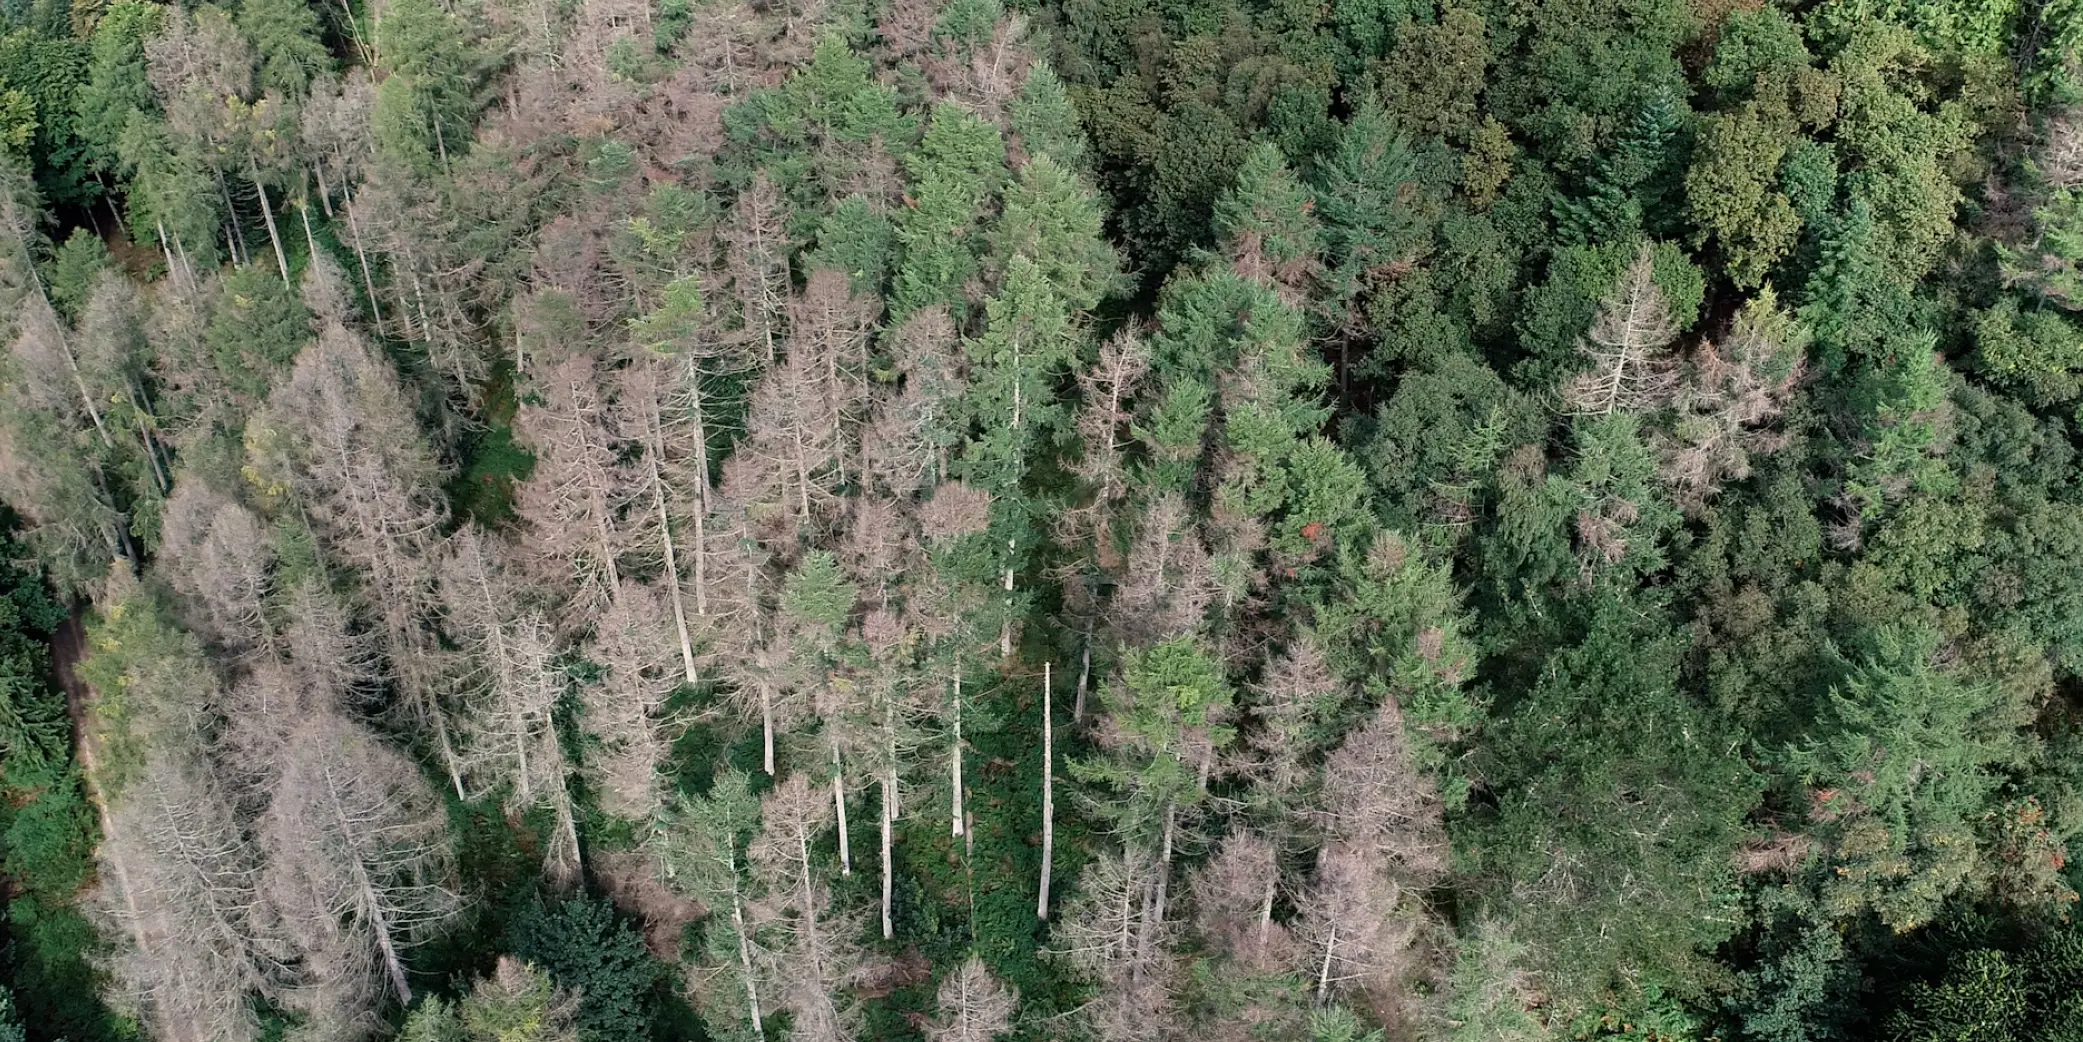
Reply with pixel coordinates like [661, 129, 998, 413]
[51, 606, 138, 926]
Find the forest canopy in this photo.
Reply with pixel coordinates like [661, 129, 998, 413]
[2, 0, 2083, 1040]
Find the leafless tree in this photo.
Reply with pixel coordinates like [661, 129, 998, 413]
[585, 580, 681, 821]
[77, 275, 173, 491]
[100, 749, 278, 1042]
[1049, 849, 1180, 1042]
[157, 479, 274, 656]
[659, 770, 774, 1041]
[1292, 844, 1424, 1008]
[516, 352, 632, 623]
[739, 329, 844, 530]
[750, 774, 869, 1042]
[615, 355, 707, 684]
[1563, 244, 1680, 416]
[261, 714, 459, 1025]
[1190, 830, 1293, 973]
[724, 174, 792, 364]
[924, 956, 1017, 1042]
[1314, 699, 1448, 880]
[1660, 290, 1806, 510]
[258, 325, 461, 795]
[1110, 494, 1218, 648]
[11, 290, 113, 448]
[861, 306, 964, 499]
[439, 525, 583, 882]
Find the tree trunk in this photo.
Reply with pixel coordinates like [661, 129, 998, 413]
[1037, 661, 1053, 922]
[250, 159, 291, 285]
[728, 879, 765, 1040]
[832, 745, 851, 876]
[880, 772, 895, 940]
[93, 170, 127, 236]
[950, 673, 964, 838]
[1074, 628, 1092, 725]
[313, 162, 335, 218]
[646, 443, 699, 684]
[1315, 924, 1336, 1005]
[326, 771, 414, 1005]
[154, 221, 180, 287]
[217, 172, 246, 266]
[687, 381, 712, 615]
[342, 197, 387, 337]
[760, 680, 775, 776]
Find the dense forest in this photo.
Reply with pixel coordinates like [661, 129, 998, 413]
[2, 0, 2083, 1038]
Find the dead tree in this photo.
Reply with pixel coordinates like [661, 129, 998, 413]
[584, 580, 680, 822]
[100, 750, 277, 1042]
[924, 956, 1017, 1042]
[260, 715, 459, 1027]
[157, 479, 274, 657]
[515, 352, 631, 624]
[660, 770, 773, 1041]
[1563, 244, 1680, 416]
[439, 527, 583, 883]
[259, 325, 461, 796]
[723, 174, 792, 365]
[750, 774, 868, 1042]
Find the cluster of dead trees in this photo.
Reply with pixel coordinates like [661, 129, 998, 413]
[0, 0, 1490, 1039]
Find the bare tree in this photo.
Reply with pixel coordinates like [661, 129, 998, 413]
[740, 325, 845, 530]
[11, 290, 113, 448]
[439, 526, 583, 882]
[77, 275, 173, 492]
[1190, 830, 1292, 973]
[750, 774, 868, 1042]
[724, 174, 792, 364]
[789, 269, 880, 479]
[1110, 494, 1218, 649]
[157, 479, 274, 656]
[516, 352, 631, 623]
[1049, 849, 1180, 1042]
[1563, 244, 1680, 416]
[100, 749, 277, 1042]
[1292, 844, 1424, 1008]
[661, 770, 773, 1042]
[1312, 699, 1448, 881]
[261, 715, 459, 1026]
[615, 354, 706, 684]
[860, 306, 964, 499]
[257, 325, 461, 795]
[1660, 289, 1806, 510]
[924, 956, 1017, 1042]
[584, 580, 681, 822]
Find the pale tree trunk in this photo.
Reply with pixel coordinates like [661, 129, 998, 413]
[1000, 544, 1015, 658]
[312, 162, 335, 217]
[760, 679, 776, 776]
[832, 745, 851, 876]
[722, 842, 765, 1040]
[1315, 924, 1336, 1005]
[341, 197, 386, 337]
[686, 384, 712, 615]
[950, 673, 964, 838]
[1037, 661, 1053, 922]
[1074, 627, 1092, 724]
[250, 159, 290, 285]
[880, 771, 896, 940]
[645, 444, 699, 684]
[154, 221, 180, 287]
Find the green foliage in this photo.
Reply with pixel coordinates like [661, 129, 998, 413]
[1884, 928, 2083, 1042]
[1470, 592, 1760, 1009]
[506, 896, 665, 1042]
[44, 226, 107, 320]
